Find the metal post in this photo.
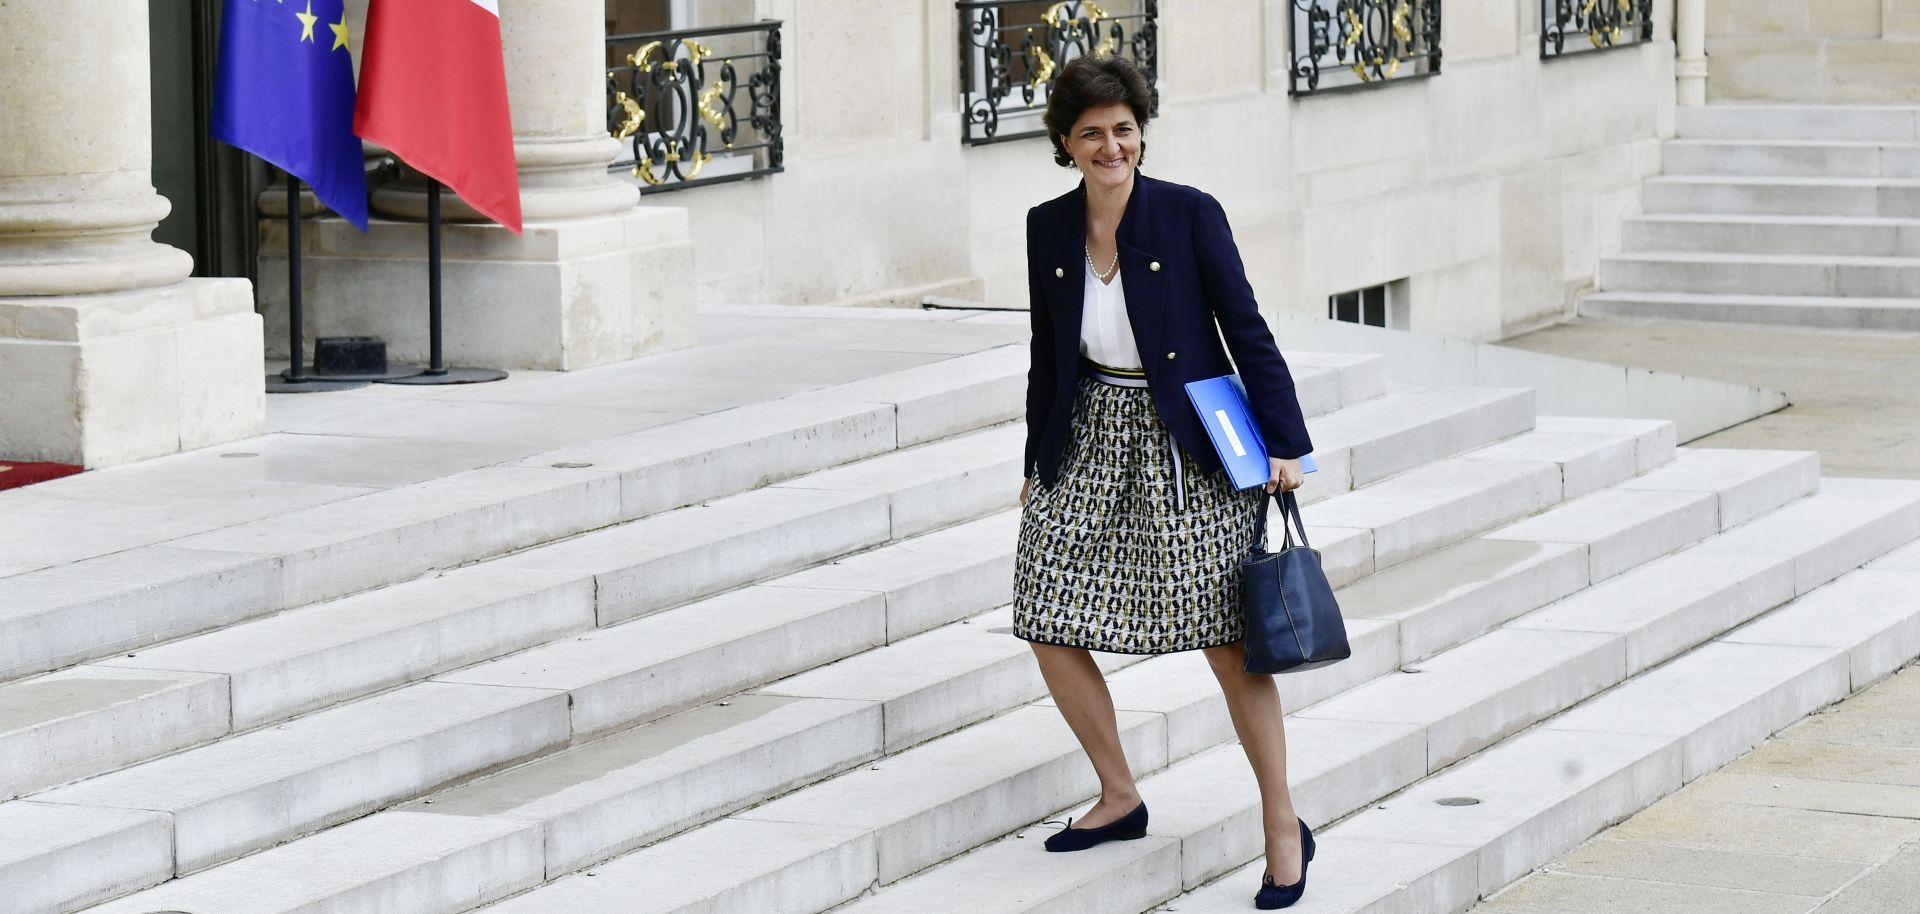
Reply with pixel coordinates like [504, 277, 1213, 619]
[378, 175, 507, 385]
[286, 177, 305, 380]
[265, 172, 366, 393]
[427, 179, 446, 375]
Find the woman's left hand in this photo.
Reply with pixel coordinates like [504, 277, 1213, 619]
[1266, 457, 1304, 494]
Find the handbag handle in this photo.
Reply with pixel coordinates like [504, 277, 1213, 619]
[1251, 488, 1312, 553]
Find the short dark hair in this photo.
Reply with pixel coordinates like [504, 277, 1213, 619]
[1043, 55, 1152, 168]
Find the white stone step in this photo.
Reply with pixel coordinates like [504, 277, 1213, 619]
[0, 666, 229, 802]
[1621, 213, 1920, 257]
[97, 566, 594, 731]
[1598, 250, 1920, 298]
[1485, 447, 1817, 580]
[1675, 104, 1920, 142]
[1307, 456, 1564, 575]
[474, 704, 1167, 914]
[1641, 174, 1920, 218]
[144, 419, 1627, 900]
[0, 802, 171, 914]
[112, 460, 1850, 914]
[26, 681, 567, 877]
[1162, 567, 1920, 912]
[0, 349, 1029, 685]
[1660, 138, 1920, 179]
[468, 446, 1691, 910]
[435, 584, 887, 742]
[1578, 289, 1920, 330]
[1684, 476, 1920, 595]
[1296, 387, 1535, 496]
[76, 811, 544, 914]
[404, 693, 883, 882]
[472, 818, 876, 914]
[18, 392, 1637, 914]
[819, 487, 1920, 913]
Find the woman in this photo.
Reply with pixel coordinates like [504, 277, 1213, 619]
[1013, 55, 1317, 910]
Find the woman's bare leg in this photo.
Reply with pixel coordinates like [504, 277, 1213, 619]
[1202, 641, 1306, 884]
[1029, 641, 1142, 827]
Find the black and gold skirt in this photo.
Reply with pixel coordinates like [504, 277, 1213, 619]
[1013, 361, 1264, 654]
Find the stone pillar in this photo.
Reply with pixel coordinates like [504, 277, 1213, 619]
[0, 0, 263, 467]
[1675, 0, 1708, 106]
[259, 0, 695, 371]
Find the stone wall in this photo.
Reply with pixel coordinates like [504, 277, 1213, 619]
[667, 0, 1677, 343]
[1706, 0, 1920, 103]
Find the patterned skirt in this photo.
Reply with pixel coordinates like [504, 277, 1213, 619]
[1013, 362, 1265, 654]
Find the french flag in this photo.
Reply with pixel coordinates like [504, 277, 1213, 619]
[353, 0, 523, 234]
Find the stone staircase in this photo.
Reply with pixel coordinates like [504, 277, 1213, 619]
[4, 334, 1920, 914]
[1580, 103, 1920, 330]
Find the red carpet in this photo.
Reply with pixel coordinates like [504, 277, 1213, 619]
[0, 461, 83, 491]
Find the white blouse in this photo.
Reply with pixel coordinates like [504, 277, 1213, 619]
[1079, 262, 1143, 370]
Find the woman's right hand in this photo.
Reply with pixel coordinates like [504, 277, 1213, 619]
[1020, 478, 1033, 505]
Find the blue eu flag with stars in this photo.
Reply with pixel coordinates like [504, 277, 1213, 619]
[212, 0, 370, 230]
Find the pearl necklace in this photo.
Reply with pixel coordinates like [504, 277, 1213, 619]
[1085, 243, 1119, 283]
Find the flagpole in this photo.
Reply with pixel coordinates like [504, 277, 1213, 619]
[379, 177, 507, 385]
[266, 174, 366, 393]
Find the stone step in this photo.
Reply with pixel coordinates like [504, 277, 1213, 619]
[1621, 213, 1920, 257]
[0, 347, 1032, 685]
[8, 372, 1521, 913]
[835, 488, 1920, 913]
[398, 603, 1142, 883]
[0, 666, 230, 803]
[0, 349, 1375, 692]
[332, 427, 1668, 885]
[0, 424, 1024, 802]
[1164, 566, 1920, 913]
[1578, 289, 1920, 331]
[13, 681, 565, 901]
[1298, 386, 1535, 496]
[1675, 105, 1920, 142]
[1660, 138, 1920, 179]
[28, 418, 1655, 914]
[456, 453, 1829, 914]
[1641, 175, 1920, 218]
[75, 811, 546, 914]
[1597, 251, 1920, 298]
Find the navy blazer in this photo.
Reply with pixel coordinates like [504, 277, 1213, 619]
[1024, 172, 1313, 487]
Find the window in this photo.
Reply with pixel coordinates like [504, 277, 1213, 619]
[605, 0, 783, 192]
[1328, 280, 1407, 329]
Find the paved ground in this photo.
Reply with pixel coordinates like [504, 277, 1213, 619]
[1476, 314, 1920, 913]
[1496, 316, 1920, 478]
[1470, 659, 1920, 914]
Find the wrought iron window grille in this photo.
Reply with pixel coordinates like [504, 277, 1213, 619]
[956, 1, 1159, 146]
[1539, 0, 1654, 58]
[606, 20, 783, 193]
[1287, 0, 1442, 98]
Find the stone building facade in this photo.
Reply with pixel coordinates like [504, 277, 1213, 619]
[11, 0, 1902, 468]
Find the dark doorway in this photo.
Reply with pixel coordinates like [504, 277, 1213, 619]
[149, 0, 266, 283]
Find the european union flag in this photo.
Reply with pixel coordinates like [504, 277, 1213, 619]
[212, 0, 369, 230]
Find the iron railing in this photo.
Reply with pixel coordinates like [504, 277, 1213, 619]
[1287, 0, 1441, 97]
[606, 20, 783, 193]
[957, 0, 1159, 146]
[1540, 0, 1654, 58]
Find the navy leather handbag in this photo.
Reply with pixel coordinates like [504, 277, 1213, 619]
[1241, 489, 1351, 674]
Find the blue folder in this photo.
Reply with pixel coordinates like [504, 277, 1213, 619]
[1184, 374, 1317, 491]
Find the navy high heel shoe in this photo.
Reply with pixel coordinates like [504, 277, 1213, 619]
[1042, 801, 1149, 852]
[1254, 818, 1315, 910]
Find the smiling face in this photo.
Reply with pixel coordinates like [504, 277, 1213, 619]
[1062, 102, 1142, 191]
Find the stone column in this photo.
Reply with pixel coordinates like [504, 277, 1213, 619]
[1675, 0, 1708, 106]
[259, 0, 695, 371]
[0, 0, 263, 467]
